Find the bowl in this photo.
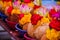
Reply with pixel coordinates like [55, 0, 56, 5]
[0, 11, 7, 21]
[24, 33, 36, 40]
[5, 18, 16, 30]
[15, 24, 27, 38]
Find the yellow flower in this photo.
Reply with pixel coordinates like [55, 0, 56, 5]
[46, 28, 60, 40]
[3, 1, 12, 8]
[48, 14, 52, 21]
[34, 20, 41, 30]
[28, 2, 34, 8]
[7, 1, 12, 6]
[34, 9, 39, 14]
[58, 32, 60, 39]
[19, 13, 31, 25]
[40, 17, 50, 25]
[3, 2, 7, 8]
[11, 8, 20, 15]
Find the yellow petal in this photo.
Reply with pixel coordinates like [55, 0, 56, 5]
[11, 8, 20, 15]
[19, 14, 31, 25]
[0, 1, 3, 7]
[28, 2, 34, 8]
[46, 28, 60, 40]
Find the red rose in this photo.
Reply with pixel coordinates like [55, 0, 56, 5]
[31, 14, 43, 25]
[19, 14, 24, 20]
[49, 9, 56, 15]
[7, 6, 13, 15]
[33, 5, 40, 9]
[49, 19, 60, 31]
[49, 9, 57, 17]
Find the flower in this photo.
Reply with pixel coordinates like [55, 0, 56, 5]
[3, 2, 7, 8]
[0, 1, 3, 8]
[7, 6, 13, 14]
[19, 13, 31, 25]
[34, 6, 48, 16]
[34, 20, 41, 29]
[31, 14, 43, 25]
[49, 19, 60, 31]
[46, 28, 60, 40]
[24, 0, 31, 3]
[7, 1, 12, 6]
[40, 17, 50, 25]
[19, 14, 24, 20]
[13, 1, 21, 8]
[48, 14, 52, 21]
[28, 2, 34, 8]
[49, 9, 57, 17]
[3, 1, 12, 8]
[11, 8, 20, 15]
[52, 13, 59, 18]
[52, 11, 60, 20]
[33, 5, 40, 9]
[2, 0, 12, 2]
[48, 9, 57, 20]
[20, 4, 32, 13]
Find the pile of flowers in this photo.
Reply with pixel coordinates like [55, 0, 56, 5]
[0, 0, 60, 40]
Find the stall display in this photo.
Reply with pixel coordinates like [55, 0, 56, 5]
[0, 0, 60, 40]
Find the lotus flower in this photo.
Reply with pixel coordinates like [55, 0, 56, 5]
[34, 6, 47, 16]
[20, 4, 32, 13]
[13, 1, 21, 8]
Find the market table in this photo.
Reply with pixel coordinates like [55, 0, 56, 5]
[0, 19, 24, 40]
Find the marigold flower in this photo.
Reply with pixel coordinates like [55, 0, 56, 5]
[46, 28, 60, 40]
[11, 8, 20, 15]
[28, 2, 34, 8]
[19, 13, 31, 25]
